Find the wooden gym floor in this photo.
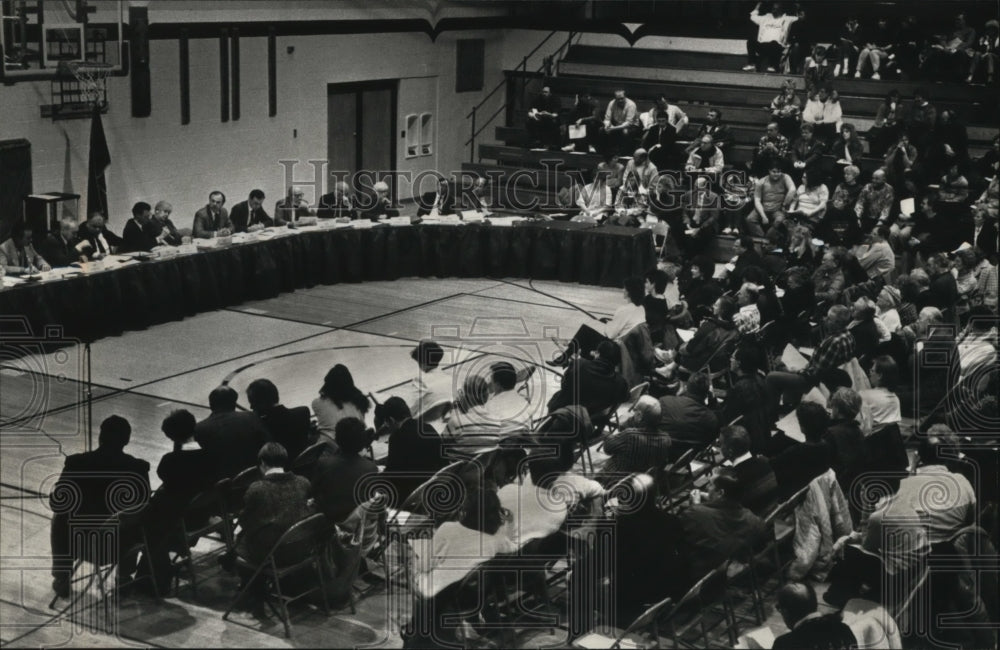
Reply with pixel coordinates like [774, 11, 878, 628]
[0, 277, 623, 648]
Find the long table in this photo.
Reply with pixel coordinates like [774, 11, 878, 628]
[0, 220, 655, 345]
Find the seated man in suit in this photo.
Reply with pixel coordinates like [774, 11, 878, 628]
[0, 221, 51, 275]
[49, 415, 151, 598]
[773, 582, 858, 649]
[275, 185, 316, 222]
[546, 340, 629, 417]
[317, 182, 355, 219]
[231, 189, 279, 232]
[121, 201, 158, 253]
[192, 190, 232, 239]
[462, 176, 492, 214]
[359, 181, 399, 221]
[149, 201, 185, 246]
[377, 396, 446, 503]
[311, 418, 379, 523]
[417, 176, 457, 217]
[720, 424, 778, 516]
[246, 378, 312, 461]
[77, 212, 123, 259]
[659, 373, 720, 461]
[39, 218, 86, 267]
[194, 385, 271, 478]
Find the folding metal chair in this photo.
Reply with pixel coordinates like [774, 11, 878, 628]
[222, 512, 331, 639]
[170, 488, 229, 597]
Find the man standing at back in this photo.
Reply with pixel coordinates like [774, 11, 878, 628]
[744, 1, 800, 73]
[194, 385, 271, 478]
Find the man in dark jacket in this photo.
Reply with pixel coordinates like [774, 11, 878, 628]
[659, 373, 720, 461]
[720, 425, 778, 516]
[773, 582, 857, 649]
[38, 218, 86, 267]
[770, 402, 833, 498]
[377, 397, 445, 503]
[311, 418, 379, 523]
[546, 340, 629, 417]
[675, 296, 740, 373]
[194, 385, 271, 478]
[246, 379, 312, 461]
[49, 415, 151, 598]
[121, 201, 158, 253]
[230, 189, 278, 232]
[676, 468, 767, 584]
[824, 388, 869, 503]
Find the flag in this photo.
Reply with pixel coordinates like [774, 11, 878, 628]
[86, 105, 111, 219]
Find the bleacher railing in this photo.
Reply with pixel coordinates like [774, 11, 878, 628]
[465, 30, 580, 163]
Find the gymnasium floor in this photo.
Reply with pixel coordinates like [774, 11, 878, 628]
[0, 277, 623, 648]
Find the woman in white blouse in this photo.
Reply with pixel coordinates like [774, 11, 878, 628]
[788, 168, 829, 227]
[311, 364, 370, 441]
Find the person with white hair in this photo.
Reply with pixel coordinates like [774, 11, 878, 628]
[360, 180, 398, 220]
[685, 135, 724, 174]
[317, 181, 353, 219]
[600, 395, 670, 483]
[276, 185, 315, 222]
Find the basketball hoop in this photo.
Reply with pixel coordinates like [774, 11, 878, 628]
[57, 60, 112, 108]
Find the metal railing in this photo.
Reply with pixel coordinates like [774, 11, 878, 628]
[465, 30, 580, 163]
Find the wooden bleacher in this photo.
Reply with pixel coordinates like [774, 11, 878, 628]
[470, 40, 997, 211]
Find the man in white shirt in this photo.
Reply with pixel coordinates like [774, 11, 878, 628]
[744, 1, 800, 72]
[603, 90, 640, 156]
[854, 225, 895, 279]
[895, 431, 977, 545]
[408, 340, 454, 415]
[575, 165, 614, 221]
[480, 361, 531, 428]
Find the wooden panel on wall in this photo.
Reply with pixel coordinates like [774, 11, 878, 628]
[231, 29, 240, 121]
[0, 139, 32, 241]
[455, 38, 485, 93]
[179, 32, 190, 124]
[219, 30, 230, 122]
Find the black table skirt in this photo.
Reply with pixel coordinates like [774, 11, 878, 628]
[0, 223, 654, 344]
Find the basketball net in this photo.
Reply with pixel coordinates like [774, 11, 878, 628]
[60, 60, 112, 107]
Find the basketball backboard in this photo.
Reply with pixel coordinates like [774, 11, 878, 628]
[1, 0, 124, 82]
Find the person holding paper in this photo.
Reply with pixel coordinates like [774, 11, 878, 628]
[149, 201, 186, 246]
[78, 212, 123, 258]
[230, 189, 278, 232]
[39, 218, 87, 267]
[417, 176, 457, 217]
[564, 91, 601, 153]
[766, 304, 857, 409]
[0, 222, 51, 275]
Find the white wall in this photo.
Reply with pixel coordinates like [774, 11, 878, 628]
[0, 17, 570, 230]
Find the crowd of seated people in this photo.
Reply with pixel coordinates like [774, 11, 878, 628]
[29, 5, 999, 646]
